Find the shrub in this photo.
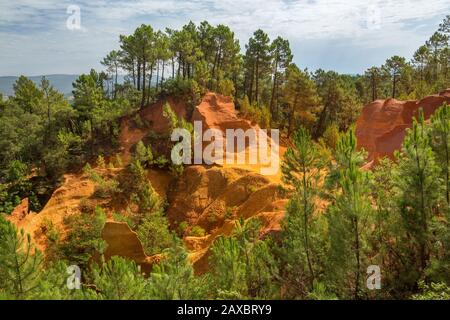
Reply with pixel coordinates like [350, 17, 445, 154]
[322, 123, 339, 150]
[218, 79, 235, 98]
[178, 221, 189, 235]
[134, 140, 153, 166]
[225, 207, 234, 220]
[96, 155, 106, 169]
[58, 206, 106, 267]
[113, 154, 123, 168]
[190, 226, 206, 237]
[137, 210, 174, 256]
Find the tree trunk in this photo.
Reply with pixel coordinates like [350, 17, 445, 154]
[211, 50, 219, 88]
[270, 62, 278, 119]
[161, 60, 165, 88]
[287, 95, 297, 138]
[315, 104, 328, 138]
[249, 63, 255, 104]
[147, 62, 154, 105]
[177, 54, 181, 78]
[172, 56, 175, 79]
[302, 163, 315, 290]
[354, 217, 361, 300]
[132, 59, 136, 88]
[255, 55, 259, 104]
[114, 66, 118, 99]
[371, 75, 376, 101]
[156, 60, 160, 92]
[392, 75, 397, 98]
[141, 60, 146, 108]
[137, 61, 141, 91]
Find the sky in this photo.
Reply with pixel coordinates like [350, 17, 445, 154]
[0, 0, 449, 76]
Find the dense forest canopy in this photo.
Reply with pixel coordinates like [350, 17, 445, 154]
[0, 16, 450, 300]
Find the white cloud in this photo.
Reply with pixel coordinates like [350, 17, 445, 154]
[0, 0, 448, 75]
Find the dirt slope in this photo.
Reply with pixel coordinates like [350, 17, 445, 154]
[192, 92, 286, 183]
[7, 173, 95, 252]
[120, 97, 187, 163]
[356, 89, 450, 163]
[167, 166, 286, 274]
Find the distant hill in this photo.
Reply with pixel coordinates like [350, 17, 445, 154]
[0, 75, 79, 98]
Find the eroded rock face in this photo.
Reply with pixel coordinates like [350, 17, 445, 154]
[191, 92, 253, 132]
[167, 165, 286, 274]
[9, 198, 29, 223]
[356, 89, 450, 163]
[102, 221, 159, 274]
[6, 174, 95, 252]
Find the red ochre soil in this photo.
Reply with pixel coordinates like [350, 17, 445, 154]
[356, 89, 450, 164]
[8, 92, 288, 274]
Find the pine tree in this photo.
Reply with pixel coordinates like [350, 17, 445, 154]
[426, 104, 450, 284]
[0, 215, 43, 299]
[394, 109, 441, 277]
[283, 65, 320, 136]
[244, 29, 271, 104]
[134, 140, 153, 167]
[280, 127, 324, 296]
[269, 37, 292, 120]
[326, 129, 372, 299]
[364, 67, 382, 101]
[383, 56, 407, 98]
[88, 256, 147, 300]
[147, 242, 208, 299]
[209, 236, 247, 298]
[430, 103, 450, 207]
[209, 218, 278, 299]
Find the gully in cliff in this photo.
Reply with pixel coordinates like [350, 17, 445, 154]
[170, 121, 280, 176]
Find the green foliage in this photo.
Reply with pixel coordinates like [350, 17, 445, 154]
[313, 71, 361, 137]
[116, 161, 163, 227]
[147, 242, 208, 299]
[283, 64, 321, 136]
[88, 256, 147, 300]
[59, 206, 107, 267]
[217, 79, 235, 98]
[321, 123, 340, 150]
[134, 140, 154, 167]
[137, 209, 174, 256]
[412, 281, 450, 300]
[189, 225, 206, 237]
[393, 110, 441, 283]
[280, 127, 326, 297]
[209, 218, 278, 299]
[2, 17, 450, 301]
[0, 215, 43, 299]
[30, 261, 80, 300]
[210, 236, 247, 298]
[83, 165, 119, 198]
[326, 129, 373, 299]
[430, 103, 450, 206]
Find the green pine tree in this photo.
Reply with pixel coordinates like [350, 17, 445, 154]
[394, 109, 441, 280]
[280, 127, 325, 296]
[146, 242, 208, 299]
[88, 256, 147, 300]
[0, 215, 43, 299]
[326, 129, 372, 299]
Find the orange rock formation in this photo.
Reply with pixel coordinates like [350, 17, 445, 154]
[356, 89, 450, 163]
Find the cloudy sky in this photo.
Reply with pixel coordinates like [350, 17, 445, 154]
[0, 0, 448, 76]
